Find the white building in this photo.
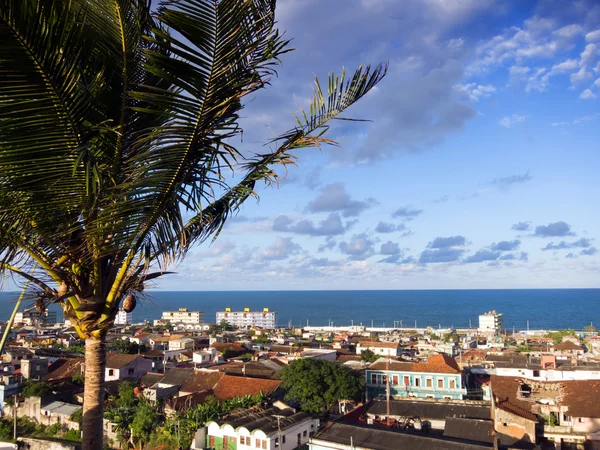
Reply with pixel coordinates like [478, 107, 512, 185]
[216, 307, 277, 329]
[161, 308, 204, 325]
[478, 310, 503, 334]
[14, 309, 56, 326]
[114, 309, 133, 325]
[197, 404, 319, 450]
[356, 341, 401, 357]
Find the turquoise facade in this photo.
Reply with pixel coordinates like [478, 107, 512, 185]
[365, 369, 466, 400]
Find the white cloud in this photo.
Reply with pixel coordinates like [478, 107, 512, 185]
[551, 59, 579, 73]
[579, 89, 597, 100]
[586, 29, 600, 42]
[499, 114, 527, 128]
[595, 78, 600, 88]
[553, 24, 584, 39]
[570, 67, 593, 85]
[260, 237, 302, 261]
[580, 44, 598, 67]
[454, 83, 497, 101]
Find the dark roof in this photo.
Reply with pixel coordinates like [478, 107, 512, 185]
[43, 358, 84, 382]
[444, 417, 493, 443]
[105, 354, 143, 369]
[156, 368, 194, 387]
[485, 354, 528, 364]
[180, 371, 224, 393]
[165, 391, 212, 412]
[313, 422, 491, 450]
[140, 372, 163, 388]
[558, 380, 600, 418]
[366, 399, 490, 421]
[215, 361, 280, 380]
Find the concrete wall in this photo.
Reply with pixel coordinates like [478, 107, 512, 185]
[494, 408, 536, 444]
[16, 437, 80, 450]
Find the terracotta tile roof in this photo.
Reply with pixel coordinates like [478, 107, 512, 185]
[490, 376, 538, 422]
[370, 354, 461, 374]
[165, 391, 213, 412]
[555, 340, 584, 351]
[43, 357, 84, 382]
[560, 380, 600, 418]
[106, 353, 143, 369]
[210, 342, 247, 353]
[212, 374, 281, 401]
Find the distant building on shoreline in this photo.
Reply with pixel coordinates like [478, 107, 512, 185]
[115, 309, 133, 325]
[478, 310, 503, 335]
[15, 309, 56, 326]
[216, 307, 276, 329]
[161, 308, 204, 325]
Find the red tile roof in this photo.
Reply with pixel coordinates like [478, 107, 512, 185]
[212, 375, 280, 401]
[370, 354, 461, 374]
[490, 376, 538, 422]
[43, 358, 84, 382]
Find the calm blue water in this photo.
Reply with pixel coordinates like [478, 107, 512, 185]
[1, 289, 598, 330]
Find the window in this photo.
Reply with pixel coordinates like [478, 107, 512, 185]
[108, 369, 114, 376]
[426, 378, 432, 388]
[275, 437, 279, 447]
[392, 375, 399, 385]
[256, 438, 261, 447]
[371, 373, 377, 384]
[438, 379, 444, 389]
[128, 368, 134, 375]
[282, 435, 286, 444]
[298, 433, 302, 446]
[209, 436, 215, 447]
[449, 379, 456, 389]
[303, 430, 307, 437]
[404, 376, 410, 386]
[262, 440, 267, 449]
[414, 377, 420, 387]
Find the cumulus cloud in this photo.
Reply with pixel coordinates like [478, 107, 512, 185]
[581, 247, 597, 256]
[273, 213, 352, 236]
[339, 233, 376, 261]
[380, 241, 401, 255]
[453, 83, 496, 101]
[499, 252, 528, 262]
[392, 207, 423, 220]
[534, 221, 575, 237]
[491, 172, 532, 190]
[512, 221, 531, 231]
[306, 182, 374, 217]
[200, 240, 237, 258]
[579, 89, 596, 100]
[499, 114, 527, 128]
[375, 221, 406, 233]
[419, 248, 465, 264]
[464, 249, 501, 264]
[490, 240, 521, 251]
[429, 236, 467, 248]
[541, 238, 592, 251]
[318, 237, 337, 253]
[587, 30, 600, 42]
[392, 206, 423, 220]
[260, 237, 302, 261]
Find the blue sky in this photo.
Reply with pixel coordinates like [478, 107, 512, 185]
[160, 0, 599, 290]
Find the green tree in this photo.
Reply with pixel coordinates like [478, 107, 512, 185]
[360, 349, 379, 363]
[130, 398, 157, 446]
[545, 329, 578, 345]
[280, 359, 364, 414]
[21, 380, 52, 397]
[0, 1, 384, 448]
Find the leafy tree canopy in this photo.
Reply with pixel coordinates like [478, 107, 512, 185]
[545, 329, 578, 345]
[21, 380, 52, 397]
[280, 359, 364, 414]
[360, 349, 379, 363]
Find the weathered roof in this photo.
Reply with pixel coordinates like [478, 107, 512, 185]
[366, 399, 490, 420]
[180, 371, 224, 394]
[43, 357, 84, 382]
[105, 354, 144, 369]
[41, 401, 81, 417]
[214, 406, 310, 436]
[555, 340, 584, 351]
[156, 367, 195, 387]
[212, 374, 281, 401]
[558, 380, 600, 418]
[370, 354, 461, 374]
[444, 417, 493, 443]
[312, 422, 491, 450]
[359, 341, 400, 349]
[490, 376, 538, 422]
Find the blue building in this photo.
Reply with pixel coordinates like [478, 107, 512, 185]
[365, 354, 466, 400]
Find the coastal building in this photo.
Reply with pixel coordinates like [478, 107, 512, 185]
[114, 309, 133, 325]
[14, 309, 57, 326]
[478, 310, 503, 335]
[161, 307, 204, 325]
[365, 354, 466, 400]
[216, 307, 277, 329]
[105, 354, 152, 381]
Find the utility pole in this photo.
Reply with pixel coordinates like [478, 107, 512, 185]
[13, 397, 17, 441]
[274, 415, 285, 449]
[386, 350, 391, 427]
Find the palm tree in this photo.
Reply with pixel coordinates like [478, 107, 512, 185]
[0, 0, 386, 448]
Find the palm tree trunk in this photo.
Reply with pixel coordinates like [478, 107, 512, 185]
[82, 335, 106, 450]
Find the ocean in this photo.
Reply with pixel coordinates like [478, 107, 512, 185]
[1, 289, 599, 331]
